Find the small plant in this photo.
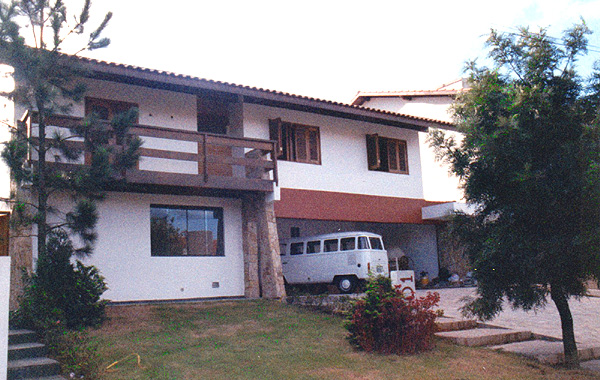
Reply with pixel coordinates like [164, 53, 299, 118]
[11, 230, 107, 331]
[345, 276, 440, 354]
[44, 329, 103, 380]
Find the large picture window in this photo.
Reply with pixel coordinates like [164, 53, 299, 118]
[366, 134, 408, 174]
[150, 205, 224, 257]
[269, 118, 321, 164]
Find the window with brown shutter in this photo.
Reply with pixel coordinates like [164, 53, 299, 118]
[269, 119, 321, 164]
[366, 134, 408, 174]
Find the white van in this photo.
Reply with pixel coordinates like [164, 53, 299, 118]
[280, 232, 389, 293]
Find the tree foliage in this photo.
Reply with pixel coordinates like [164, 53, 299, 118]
[0, 0, 141, 328]
[429, 23, 600, 367]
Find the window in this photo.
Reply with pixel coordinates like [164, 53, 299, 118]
[269, 118, 321, 164]
[369, 237, 384, 250]
[307, 240, 321, 254]
[358, 236, 369, 250]
[341, 237, 355, 251]
[150, 205, 224, 257]
[324, 239, 338, 252]
[290, 242, 304, 255]
[85, 97, 138, 122]
[280, 243, 287, 256]
[366, 134, 408, 174]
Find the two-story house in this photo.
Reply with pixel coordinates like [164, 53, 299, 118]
[8, 57, 453, 303]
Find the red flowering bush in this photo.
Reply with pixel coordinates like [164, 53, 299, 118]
[345, 276, 441, 354]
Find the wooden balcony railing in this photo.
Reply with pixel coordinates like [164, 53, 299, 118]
[27, 114, 278, 193]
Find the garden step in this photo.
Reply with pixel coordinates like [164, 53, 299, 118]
[7, 357, 61, 379]
[21, 376, 67, 380]
[492, 340, 600, 365]
[435, 318, 478, 332]
[435, 327, 533, 347]
[8, 329, 38, 345]
[8, 342, 47, 361]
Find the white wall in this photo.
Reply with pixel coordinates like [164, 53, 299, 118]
[45, 192, 245, 302]
[359, 96, 463, 202]
[243, 103, 425, 200]
[0, 256, 9, 380]
[0, 66, 13, 212]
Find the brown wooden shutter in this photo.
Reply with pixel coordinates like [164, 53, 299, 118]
[308, 128, 320, 163]
[295, 126, 308, 161]
[366, 134, 381, 170]
[398, 140, 408, 173]
[387, 139, 399, 172]
[269, 118, 284, 158]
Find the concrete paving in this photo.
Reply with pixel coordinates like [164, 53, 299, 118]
[491, 340, 600, 365]
[436, 327, 533, 347]
[417, 287, 600, 345]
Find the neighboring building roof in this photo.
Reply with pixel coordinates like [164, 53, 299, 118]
[72, 56, 453, 131]
[351, 78, 467, 106]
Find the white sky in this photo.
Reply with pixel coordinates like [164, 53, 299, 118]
[67, 0, 600, 102]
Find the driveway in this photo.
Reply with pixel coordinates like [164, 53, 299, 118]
[416, 287, 600, 346]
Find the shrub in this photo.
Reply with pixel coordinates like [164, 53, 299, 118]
[11, 229, 108, 331]
[44, 329, 103, 380]
[345, 276, 441, 354]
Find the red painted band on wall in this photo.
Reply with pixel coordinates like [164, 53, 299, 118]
[274, 188, 444, 224]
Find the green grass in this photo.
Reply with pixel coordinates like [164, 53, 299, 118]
[87, 300, 600, 380]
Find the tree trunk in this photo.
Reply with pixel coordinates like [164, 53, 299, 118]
[37, 112, 48, 260]
[550, 284, 579, 368]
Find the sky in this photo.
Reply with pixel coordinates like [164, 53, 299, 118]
[61, 0, 600, 103]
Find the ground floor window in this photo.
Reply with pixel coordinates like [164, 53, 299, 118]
[150, 205, 224, 257]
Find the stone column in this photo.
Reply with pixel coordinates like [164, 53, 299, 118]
[8, 223, 32, 310]
[242, 193, 286, 299]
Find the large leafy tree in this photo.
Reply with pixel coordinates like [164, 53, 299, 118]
[0, 0, 141, 324]
[430, 24, 600, 368]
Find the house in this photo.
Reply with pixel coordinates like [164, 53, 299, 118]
[351, 79, 472, 277]
[7, 57, 454, 303]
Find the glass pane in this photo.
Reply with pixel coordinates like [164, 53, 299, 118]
[324, 239, 338, 252]
[295, 127, 308, 161]
[290, 242, 304, 255]
[307, 240, 321, 254]
[280, 243, 287, 256]
[369, 237, 384, 250]
[150, 207, 186, 256]
[398, 141, 407, 172]
[309, 129, 319, 162]
[358, 236, 369, 250]
[341, 237, 355, 251]
[387, 140, 399, 171]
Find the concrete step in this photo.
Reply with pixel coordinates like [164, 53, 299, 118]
[581, 359, 600, 372]
[7, 357, 61, 380]
[21, 377, 67, 380]
[8, 342, 47, 361]
[8, 329, 38, 345]
[492, 340, 600, 365]
[435, 327, 533, 347]
[435, 318, 478, 332]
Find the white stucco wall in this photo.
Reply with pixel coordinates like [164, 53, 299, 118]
[243, 103, 425, 200]
[0, 66, 13, 212]
[0, 256, 9, 380]
[41, 192, 245, 302]
[360, 96, 463, 202]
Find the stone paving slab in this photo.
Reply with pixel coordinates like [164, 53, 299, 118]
[436, 327, 533, 347]
[491, 340, 600, 365]
[418, 287, 600, 345]
[435, 317, 478, 332]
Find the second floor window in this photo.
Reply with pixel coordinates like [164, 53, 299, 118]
[269, 118, 321, 164]
[85, 97, 138, 122]
[366, 134, 409, 174]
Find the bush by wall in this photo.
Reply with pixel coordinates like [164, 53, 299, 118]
[345, 276, 441, 354]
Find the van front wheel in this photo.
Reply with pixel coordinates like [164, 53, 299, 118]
[336, 276, 357, 294]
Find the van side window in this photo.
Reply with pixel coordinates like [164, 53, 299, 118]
[324, 239, 338, 252]
[358, 236, 369, 250]
[280, 243, 287, 256]
[290, 242, 304, 255]
[341, 237, 355, 251]
[307, 240, 321, 254]
[369, 237, 384, 250]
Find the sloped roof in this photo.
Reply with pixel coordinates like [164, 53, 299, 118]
[350, 79, 467, 106]
[74, 56, 453, 130]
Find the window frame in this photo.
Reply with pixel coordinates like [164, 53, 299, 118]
[269, 118, 322, 165]
[150, 204, 225, 257]
[366, 134, 409, 175]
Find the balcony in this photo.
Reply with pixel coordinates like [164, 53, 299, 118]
[26, 114, 278, 193]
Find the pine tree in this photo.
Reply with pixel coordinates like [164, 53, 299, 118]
[0, 0, 141, 327]
[430, 23, 600, 368]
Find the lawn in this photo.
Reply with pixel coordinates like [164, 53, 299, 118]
[85, 299, 599, 380]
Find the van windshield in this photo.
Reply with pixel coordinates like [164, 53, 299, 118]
[369, 237, 384, 250]
[358, 236, 369, 250]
